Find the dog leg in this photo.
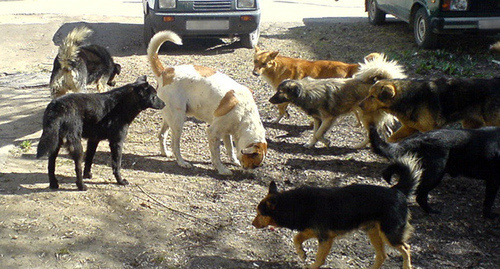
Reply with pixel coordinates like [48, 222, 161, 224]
[110, 139, 128, 186]
[223, 135, 240, 166]
[304, 118, 321, 148]
[367, 227, 387, 269]
[208, 126, 232, 175]
[388, 125, 418, 142]
[305, 117, 334, 148]
[168, 115, 192, 168]
[394, 243, 412, 269]
[416, 164, 447, 214]
[68, 139, 87, 191]
[483, 178, 500, 219]
[353, 110, 363, 127]
[158, 120, 173, 157]
[83, 139, 99, 179]
[274, 103, 290, 123]
[293, 230, 316, 261]
[47, 146, 61, 189]
[305, 236, 334, 269]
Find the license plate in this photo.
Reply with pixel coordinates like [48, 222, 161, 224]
[479, 19, 500, 30]
[186, 20, 229, 31]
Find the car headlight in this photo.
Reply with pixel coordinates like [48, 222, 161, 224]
[159, 0, 176, 9]
[442, 0, 468, 11]
[237, 0, 256, 9]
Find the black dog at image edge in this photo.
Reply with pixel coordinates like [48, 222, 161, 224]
[369, 124, 500, 219]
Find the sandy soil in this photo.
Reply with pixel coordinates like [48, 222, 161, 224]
[1, 14, 499, 269]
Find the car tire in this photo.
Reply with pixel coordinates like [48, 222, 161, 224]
[240, 27, 260, 49]
[414, 7, 439, 49]
[368, 0, 386, 25]
[143, 13, 155, 49]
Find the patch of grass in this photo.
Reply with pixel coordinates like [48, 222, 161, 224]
[391, 49, 496, 77]
[19, 140, 32, 152]
[55, 248, 70, 258]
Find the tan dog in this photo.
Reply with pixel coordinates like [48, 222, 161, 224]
[148, 31, 267, 175]
[252, 47, 360, 123]
[359, 77, 500, 142]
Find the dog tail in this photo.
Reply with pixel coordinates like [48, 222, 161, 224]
[57, 26, 93, 71]
[368, 123, 397, 159]
[385, 153, 423, 197]
[354, 53, 406, 83]
[147, 30, 183, 77]
[36, 110, 60, 159]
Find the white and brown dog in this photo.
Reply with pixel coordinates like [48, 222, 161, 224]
[147, 30, 267, 175]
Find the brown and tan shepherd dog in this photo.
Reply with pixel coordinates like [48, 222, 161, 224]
[253, 154, 422, 269]
[252, 47, 361, 123]
[359, 77, 500, 142]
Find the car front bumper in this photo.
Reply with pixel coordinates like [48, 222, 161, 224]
[432, 17, 500, 34]
[147, 9, 260, 38]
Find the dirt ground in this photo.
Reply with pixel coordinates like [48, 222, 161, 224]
[1, 14, 499, 269]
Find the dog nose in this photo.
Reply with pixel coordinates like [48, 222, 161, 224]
[252, 71, 260, 77]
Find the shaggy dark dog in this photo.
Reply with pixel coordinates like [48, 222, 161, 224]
[252, 156, 421, 269]
[360, 77, 500, 142]
[369, 124, 500, 218]
[37, 76, 165, 191]
[49, 26, 121, 98]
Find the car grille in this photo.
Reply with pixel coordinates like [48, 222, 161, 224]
[193, 0, 232, 11]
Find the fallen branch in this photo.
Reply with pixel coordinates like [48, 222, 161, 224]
[134, 184, 218, 229]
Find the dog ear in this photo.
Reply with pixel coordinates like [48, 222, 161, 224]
[269, 51, 279, 60]
[135, 75, 147, 84]
[268, 181, 278, 194]
[378, 84, 396, 102]
[114, 64, 121, 75]
[285, 81, 301, 99]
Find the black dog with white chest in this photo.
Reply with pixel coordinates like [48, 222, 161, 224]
[37, 76, 165, 191]
[369, 124, 500, 218]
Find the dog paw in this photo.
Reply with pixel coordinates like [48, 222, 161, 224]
[117, 179, 129, 186]
[304, 142, 316, 148]
[77, 184, 88, 191]
[319, 139, 331, 147]
[177, 160, 193, 169]
[49, 183, 59, 189]
[83, 172, 92, 179]
[218, 167, 233, 176]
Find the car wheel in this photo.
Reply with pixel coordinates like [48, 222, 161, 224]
[143, 13, 155, 49]
[368, 0, 386, 25]
[414, 7, 438, 49]
[240, 27, 260, 49]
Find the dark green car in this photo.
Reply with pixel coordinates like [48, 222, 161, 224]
[142, 0, 261, 48]
[366, 0, 500, 49]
